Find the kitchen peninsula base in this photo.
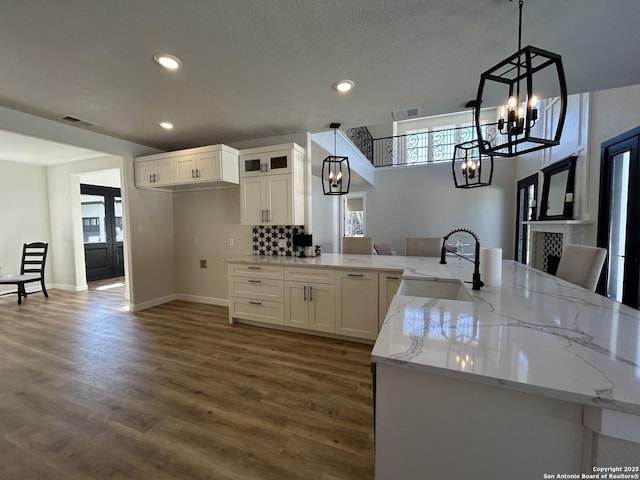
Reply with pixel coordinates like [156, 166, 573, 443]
[375, 363, 585, 480]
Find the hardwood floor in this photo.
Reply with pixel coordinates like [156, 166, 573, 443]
[0, 279, 374, 479]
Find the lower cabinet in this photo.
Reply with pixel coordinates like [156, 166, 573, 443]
[228, 263, 285, 325]
[229, 263, 390, 341]
[285, 281, 336, 333]
[336, 270, 379, 340]
[378, 271, 402, 329]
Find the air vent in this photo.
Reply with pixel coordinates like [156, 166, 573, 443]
[392, 106, 422, 121]
[57, 115, 98, 128]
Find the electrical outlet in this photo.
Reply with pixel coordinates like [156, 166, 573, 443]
[199, 260, 207, 269]
[229, 238, 234, 247]
[278, 238, 287, 248]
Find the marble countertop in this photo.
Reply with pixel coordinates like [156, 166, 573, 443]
[228, 254, 640, 415]
[373, 258, 640, 416]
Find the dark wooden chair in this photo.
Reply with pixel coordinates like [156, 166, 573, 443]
[0, 242, 49, 304]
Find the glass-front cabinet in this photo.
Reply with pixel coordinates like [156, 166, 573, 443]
[240, 149, 292, 177]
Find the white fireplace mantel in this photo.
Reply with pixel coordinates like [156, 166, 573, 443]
[523, 220, 594, 271]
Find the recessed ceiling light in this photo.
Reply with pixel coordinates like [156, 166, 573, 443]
[153, 53, 182, 70]
[159, 122, 174, 130]
[333, 79, 355, 93]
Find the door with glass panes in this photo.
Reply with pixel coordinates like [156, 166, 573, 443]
[81, 184, 125, 282]
[597, 126, 640, 308]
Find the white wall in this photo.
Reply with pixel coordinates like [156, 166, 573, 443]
[310, 174, 337, 253]
[173, 187, 252, 303]
[0, 160, 52, 291]
[355, 160, 517, 257]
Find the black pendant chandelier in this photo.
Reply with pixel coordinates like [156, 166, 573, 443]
[452, 101, 494, 189]
[322, 123, 351, 195]
[475, 0, 567, 157]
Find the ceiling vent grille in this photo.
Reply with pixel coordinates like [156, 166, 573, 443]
[57, 115, 98, 128]
[391, 106, 422, 121]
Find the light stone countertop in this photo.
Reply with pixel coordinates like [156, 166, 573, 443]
[228, 254, 640, 415]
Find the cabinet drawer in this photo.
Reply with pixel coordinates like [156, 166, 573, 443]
[228, 263, 284, 280]
[229, 297, 285, 325]
[229, 277, 284, 302]
[284, 267, 336, 284]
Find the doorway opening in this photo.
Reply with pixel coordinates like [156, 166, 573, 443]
[81, 183, 125, 282]
[597, 125, 640, 308]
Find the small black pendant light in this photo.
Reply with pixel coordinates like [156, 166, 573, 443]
[475, 0, 567, 157]
[452, 101, 494, 189]
[322, 123, 351, 195]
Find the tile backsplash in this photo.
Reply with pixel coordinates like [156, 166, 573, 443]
[252, 225, 305, 256]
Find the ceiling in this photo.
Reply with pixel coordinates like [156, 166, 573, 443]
[0, 0, 639, 156]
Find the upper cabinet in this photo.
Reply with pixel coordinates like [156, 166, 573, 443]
[134, 144, 239, 191]
[240, 147, 294, 177]
[239, 143, 305, 226]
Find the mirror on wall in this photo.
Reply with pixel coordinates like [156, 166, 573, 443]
[539, 156, 577, 220]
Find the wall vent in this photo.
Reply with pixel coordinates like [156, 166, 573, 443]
[57, 115, 98, 128]
[391, 106, 422, 121]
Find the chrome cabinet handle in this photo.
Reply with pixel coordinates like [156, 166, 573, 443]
[309, 286, 313, 301]
[386, 276, 399, 280]
[248, 279, 261, 283]
[247, 266, 261, 270]
[347, 273, 365, 277]
[249, 301, 261, 305]
[149, 174, 153, 183]
[196, 168, 200, 178]
[192, 169, 196, 179]
[303, 285, 307, 301]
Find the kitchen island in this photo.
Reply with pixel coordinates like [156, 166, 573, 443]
[373, 257, 640, 480]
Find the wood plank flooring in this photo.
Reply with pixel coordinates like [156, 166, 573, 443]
[0, 279, 374, 479]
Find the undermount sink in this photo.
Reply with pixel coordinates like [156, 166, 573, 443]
[398, 278, 473, 302]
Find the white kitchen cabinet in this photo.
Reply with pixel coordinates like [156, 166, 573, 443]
[134, 156, 175, 187]
[285, 281, 336, 333]
[284, 267, 336, 333]
[240, 148, 293, 177]
[239, 143, 305, 226]
[228, 263, 285, 325]
[378, 271, 402, 330]
[135, 144, 239, 190]
[336, 270, 379, 340]
[240, 174, 294, 225]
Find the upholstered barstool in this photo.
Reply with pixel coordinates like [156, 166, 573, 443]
[342, 237, 374, 255]
[555, 244, 607, 292]
[405, 237, 442, 257]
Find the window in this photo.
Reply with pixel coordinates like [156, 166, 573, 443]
[344, 193, 365, 237]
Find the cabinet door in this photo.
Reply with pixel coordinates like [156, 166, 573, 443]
[378, 272, 402, 330]
[264, 175, 293, 225]
[240, 177, 265, 225]
[134, 160, 155, 187]
[265, 150, 292, 175]
[154, 157, 175, 185]
[336, 271, 379, 340]
[197, 151, 221, 181]
[285, 282, 309, 329]
[240, 154, 263, 177]
[308, 282, 336, 333]
[174, 155, 197, 183]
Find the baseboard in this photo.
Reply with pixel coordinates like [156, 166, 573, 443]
[130, 294, 178, 312]
[176, 294, 229, 307]
[51, 283, 88, 292]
